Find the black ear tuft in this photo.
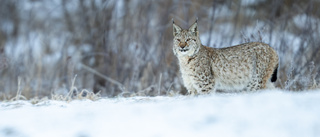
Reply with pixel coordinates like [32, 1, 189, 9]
[173, 22, 182, 37]
[188, 20, 198, 36]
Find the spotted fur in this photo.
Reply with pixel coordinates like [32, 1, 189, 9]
[173, 20, 279, 95]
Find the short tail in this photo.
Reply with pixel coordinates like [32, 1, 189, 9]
[271, 64, 278, 82]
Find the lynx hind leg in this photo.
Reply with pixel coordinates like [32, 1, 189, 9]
[246, 70, 276, 91]
[266, 80, 275, 89]
[246, 69, 276, 91]
[245, 78, 263, 92]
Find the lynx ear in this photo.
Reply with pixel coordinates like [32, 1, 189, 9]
[188, 20, 198, 36]
[173, 21, 182, 36]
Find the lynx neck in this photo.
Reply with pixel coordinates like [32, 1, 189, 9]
[178, 55, 197, 65]
[178, 45, 209, 65]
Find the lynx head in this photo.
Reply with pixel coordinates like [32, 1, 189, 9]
[173, 20, 201, 57]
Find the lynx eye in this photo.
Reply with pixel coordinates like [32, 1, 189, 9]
[186, 38, 190, 41]
[177, 39, 181, 42]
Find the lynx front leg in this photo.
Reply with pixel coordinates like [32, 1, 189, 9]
[194, 80, 216, 94]
[188, 84, 214, 95]
[200, 84, 216, 94]
[182, 77, 197, 95]
[187, 86, 198, 96]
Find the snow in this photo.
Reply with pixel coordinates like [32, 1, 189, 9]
[1, 90, 320, 137]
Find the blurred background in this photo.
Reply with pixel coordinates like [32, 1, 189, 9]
[0, 0, 319, 99]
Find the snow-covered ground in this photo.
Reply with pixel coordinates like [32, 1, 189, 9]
[1, 90, 320, 137]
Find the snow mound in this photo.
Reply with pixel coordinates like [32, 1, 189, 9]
[1, 90, 320, 137]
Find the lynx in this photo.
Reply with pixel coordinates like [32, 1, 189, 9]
[173, 20, 279, 95]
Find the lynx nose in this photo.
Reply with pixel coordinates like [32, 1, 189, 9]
[179, 42, 187, 48]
